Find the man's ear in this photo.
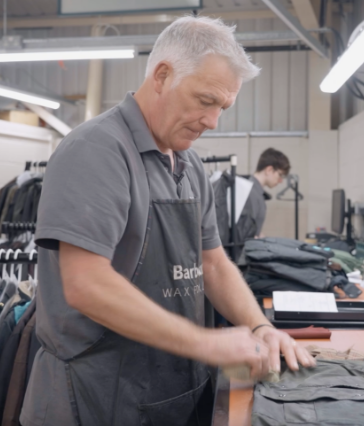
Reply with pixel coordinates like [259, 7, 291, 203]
[153, 62, 173, 93]
[265, 165, 274, 175]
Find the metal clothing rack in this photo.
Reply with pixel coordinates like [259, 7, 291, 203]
[2, 222, 37, 235]
[201, 154, 238, 263]
[0, 249, 38, 264]
[25, 161, 48, 171]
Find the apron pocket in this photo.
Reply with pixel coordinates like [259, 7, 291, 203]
[138, 376, 212, 426]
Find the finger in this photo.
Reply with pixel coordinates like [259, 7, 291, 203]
[244, 340, 266, 379]
[252, 343, 270, 379]
[281, 337, 299, 371]
[265, 334, 281, 373]
[249, 350, 263, 379]
[294, 345, 316, 368]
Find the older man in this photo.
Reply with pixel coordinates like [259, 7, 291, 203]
[21, 16, 315, 426]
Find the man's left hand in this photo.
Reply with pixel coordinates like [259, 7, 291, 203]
[254, 326, 316, 373]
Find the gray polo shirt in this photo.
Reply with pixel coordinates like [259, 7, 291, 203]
[20, 93, 220, 426]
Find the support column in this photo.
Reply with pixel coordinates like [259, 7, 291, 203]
[292, 0, 332, 131]
[85, 25, 104, 121]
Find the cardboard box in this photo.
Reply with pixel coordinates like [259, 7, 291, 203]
[0, 110, 39, 127]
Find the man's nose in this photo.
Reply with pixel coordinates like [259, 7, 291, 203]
[200, 109, 221, 130]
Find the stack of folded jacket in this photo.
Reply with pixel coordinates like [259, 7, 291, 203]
[240, 237, 338, 295]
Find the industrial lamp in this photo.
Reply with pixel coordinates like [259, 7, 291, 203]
[320, 20, 364, 93]
[0, 84, 60, 109]
[0, 35, 135, 62]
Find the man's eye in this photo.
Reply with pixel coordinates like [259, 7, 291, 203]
[200, 100, 213, 106]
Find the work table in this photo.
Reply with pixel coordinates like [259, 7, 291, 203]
[212, 329, 364, 426]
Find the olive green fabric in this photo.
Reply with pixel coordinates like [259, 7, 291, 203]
[252, 359, 364, 425]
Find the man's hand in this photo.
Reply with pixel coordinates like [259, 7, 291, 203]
[253, 326, 316, 372]
[198, 326, 270, 380]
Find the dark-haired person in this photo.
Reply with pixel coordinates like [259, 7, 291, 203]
[238, 148, 290, 245]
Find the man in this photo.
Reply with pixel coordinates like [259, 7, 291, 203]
[238, 148, 291, 244]
[21, 17, 314, 426]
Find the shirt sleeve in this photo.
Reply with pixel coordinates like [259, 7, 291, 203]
[35, 137, 131, 260]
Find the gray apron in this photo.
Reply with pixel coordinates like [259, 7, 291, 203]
[63, 155, 213, 426]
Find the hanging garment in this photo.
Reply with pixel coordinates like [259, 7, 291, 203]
[0, 282, 34, 327]
[212, 172, 231, 246]
[252, 359, 364, 426]
[12, 178, 43, 223]
[0, 283, 17, 316]
[2, 313, 36, 426]
[0, 186, 18, 228]
[53, 162, 212, 426]
[0, 310, 16, 359]
[0, 180, 16, 219]
[25, 323, 41, 389]
[0, 299, 36, 422]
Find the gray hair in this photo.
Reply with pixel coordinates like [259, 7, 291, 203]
[145, 16, 260, 85]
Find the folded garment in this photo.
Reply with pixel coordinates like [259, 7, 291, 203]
[280, 325, 332, 339]
[252, 359, 364, 426]
[307, 344, 364, 360]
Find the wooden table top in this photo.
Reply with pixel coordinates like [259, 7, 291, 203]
[227, 329, 364, 426]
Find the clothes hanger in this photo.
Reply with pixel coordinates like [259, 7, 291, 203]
[276, 174, 304, 201]
[0, 249, 15, 305]
[0, 249, 7, 299]
[12, 249, 23, 288]
[28, 249, 38, 289]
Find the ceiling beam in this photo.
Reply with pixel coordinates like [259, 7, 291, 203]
[290, 0, 319, 30]
[0, 9, 296, 29]
[260, 0, 328, 57]
[24, 103, 72, 136]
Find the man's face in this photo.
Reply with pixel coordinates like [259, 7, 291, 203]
[265, 166, 286, 188]
[150, 55, 242, 152]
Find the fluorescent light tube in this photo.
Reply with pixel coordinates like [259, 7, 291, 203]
[320, 29, 364, 93]
[0, 49, 135, 63]
[0, 85, 60, 109]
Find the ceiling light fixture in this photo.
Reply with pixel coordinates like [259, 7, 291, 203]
[0, 36, 135, 63]
[0, 84, 60, 109]
[320, 21, 364, 93]
[0, 48, 135, 63]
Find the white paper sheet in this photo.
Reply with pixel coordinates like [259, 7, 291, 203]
[273, 291, 338, 313]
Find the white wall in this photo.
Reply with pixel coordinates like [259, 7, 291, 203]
[339, 110, 364, 203]
[307, 131, 339, 232]
[0, 120, 55, 187]
[338, 109, 364, 238]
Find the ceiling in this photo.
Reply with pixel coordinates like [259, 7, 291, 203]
[0, 0, 294, 18]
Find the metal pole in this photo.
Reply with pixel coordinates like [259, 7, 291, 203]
[295, 179, 299, 240]
[3, 0, 7, 38]
[85, 25, 104, 121]
[230, 155, 237, 262]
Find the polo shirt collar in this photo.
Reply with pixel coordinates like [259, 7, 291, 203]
[118, 92, 192, 168]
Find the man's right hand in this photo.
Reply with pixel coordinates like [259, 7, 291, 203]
[197, 326, 270, 380]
